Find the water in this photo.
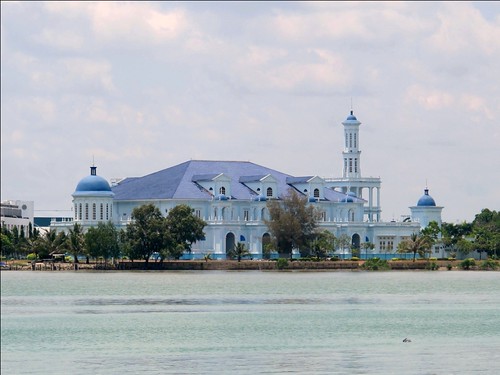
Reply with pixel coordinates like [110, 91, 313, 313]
[1, 270, 499, 374]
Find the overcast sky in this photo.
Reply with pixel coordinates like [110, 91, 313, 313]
[1, 1, 499, 223]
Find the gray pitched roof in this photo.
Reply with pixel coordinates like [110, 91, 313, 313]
[112, 159, 365, 203]
[112, 160, 293, 201]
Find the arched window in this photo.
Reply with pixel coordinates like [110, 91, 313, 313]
[74, 204, 77, 219]
[214, 208, 218, 220]
[92, 203, 96, 220]
[85, 203, 89, 220]
[106, 204, 109, 220]
[100, 203, 104, 220]
[349, 210, 355, 222]
[79, 204, 82, 220]
[261, 208, 266, 220]
[354, 133, 357, 148]
[313, 188, 320, 198]
[219, 186, 226, 195]
[266, 187, 273, 197]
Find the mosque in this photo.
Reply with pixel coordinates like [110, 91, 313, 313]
[51, 111, 443, 259]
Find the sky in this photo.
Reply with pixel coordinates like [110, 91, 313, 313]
[1, 1, 499, 224]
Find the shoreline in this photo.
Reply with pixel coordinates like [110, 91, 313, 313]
[2, 259, 497, 272]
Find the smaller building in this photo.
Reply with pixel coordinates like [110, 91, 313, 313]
[410, 188, 444, 257]
[1, 200, 34, 236]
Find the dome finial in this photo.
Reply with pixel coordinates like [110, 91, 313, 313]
[90, 155, 97, 175]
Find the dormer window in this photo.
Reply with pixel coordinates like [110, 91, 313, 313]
[219, 186, 226, 195]
[314, 188, 320, 198]
[266, 187, 273, 197]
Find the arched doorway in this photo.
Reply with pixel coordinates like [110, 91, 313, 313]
[352, 233, 361, 257]
[225, 232, 235, 257]
[262, 233, 271, 259]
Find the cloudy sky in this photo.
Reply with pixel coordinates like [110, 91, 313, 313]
[1, 1, 499, 223]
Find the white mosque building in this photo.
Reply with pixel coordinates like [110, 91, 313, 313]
[52, 111, 443, 259]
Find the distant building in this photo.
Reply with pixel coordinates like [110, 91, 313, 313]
[1, 200, 34, 236]
[52, 110, 443, 259]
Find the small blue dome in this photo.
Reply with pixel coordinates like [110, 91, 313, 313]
[308, 196, 317, 203]
[73, 167, 113, 197]
[341, 196, 354, 203]
[215, 194, 228, 201]
[253, 194, 267, 202]
[417, 189, 436, 207]
[346, 110, 357, 121]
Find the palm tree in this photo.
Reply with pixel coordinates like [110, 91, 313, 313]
[230, 242, 251, 262]
[361, 241, 375, 259]
[397, 233, 432, 262]
[67, 223, 85, 263]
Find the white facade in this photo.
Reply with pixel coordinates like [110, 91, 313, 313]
[52, 111, 443, 259]
[1, 200, 34, 236]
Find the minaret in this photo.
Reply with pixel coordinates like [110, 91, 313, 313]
[341, 110, 361, 178]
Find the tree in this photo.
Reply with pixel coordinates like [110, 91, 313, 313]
[361, 241, 375, 259]
[33, 229, 65, 260]
[125, 204, 171, 265]
[229, 242, 251, 262]
[165, 204, 206, 259]
[336, 234, 351, 259]
[421, 221, 441, 259]
[456, 237, 473, 257]
[85, 222, 121, 267]
[1, 233, 14, 259]
[265, 189, 319, 258]
[310, 230, 336, 259]
[67, 223, 85, 263]
[472, 209, 500, 258]
[397, 233, 432, 262]
[441, 221, 473, 254]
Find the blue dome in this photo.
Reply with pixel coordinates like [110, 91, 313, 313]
[215, 194, 228, 201]
[73, 167, 113, 197]
[308, 196, 317, 203]
[253, 194, 267, 202]
[341, 191, 356, 203]
[345, 110, 357, 121]
[417, 189, 436, 207]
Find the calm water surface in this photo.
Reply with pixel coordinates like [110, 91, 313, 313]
[1, 270, 499, 374]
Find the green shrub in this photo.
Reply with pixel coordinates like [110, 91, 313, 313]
[429, 257, 437, 261]
[480, 259, 499, 270]
[351, 257, 360, 261]
[460, 258, 476, 270]
[391, 258, 400, 261]
[426, 261, 438, 270]
[276, 258, 289, 270]
[26, 253, 37, 261]
[330, 256, 340, 261]
[362, 258, 390, 271]
[446, 263, 453, 270]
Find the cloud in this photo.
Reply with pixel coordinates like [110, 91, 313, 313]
[405, 85, 454, 110]
[1, 1, 499, 222]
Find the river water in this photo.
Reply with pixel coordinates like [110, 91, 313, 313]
[1, 270, 499, 374]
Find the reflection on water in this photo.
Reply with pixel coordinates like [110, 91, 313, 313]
[1, 271, 499, 374]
